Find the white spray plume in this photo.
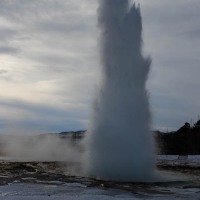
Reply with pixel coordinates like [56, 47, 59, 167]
[84, 0, 156, 182]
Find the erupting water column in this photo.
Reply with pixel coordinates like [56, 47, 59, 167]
[85, 0, 156, 181]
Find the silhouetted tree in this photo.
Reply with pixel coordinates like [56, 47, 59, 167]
[155, 120, 200, 155]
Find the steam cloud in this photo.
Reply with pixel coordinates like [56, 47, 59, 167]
[2, 134, 82, 163]
[84, 0, 156, 181]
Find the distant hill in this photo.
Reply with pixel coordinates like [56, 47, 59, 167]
[38, 130, 86, 144]
[1, 121, 200, 156]
[58, 130, 86, 142]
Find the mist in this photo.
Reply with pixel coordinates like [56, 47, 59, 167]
[1, 134, 83, 164]
[84, 0, 156, 182]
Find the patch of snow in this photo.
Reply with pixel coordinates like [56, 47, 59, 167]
[1, 182, 200, 200]
[0, 183, 137, 200]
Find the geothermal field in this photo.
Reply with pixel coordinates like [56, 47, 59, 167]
[0, 156, 200, 199]
[0, 0, 199, 199]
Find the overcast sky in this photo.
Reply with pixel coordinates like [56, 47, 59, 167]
[0, 0, 199, 134]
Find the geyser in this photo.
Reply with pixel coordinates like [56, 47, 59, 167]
[85, 0, 155, 181]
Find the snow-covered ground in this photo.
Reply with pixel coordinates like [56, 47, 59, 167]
[157, 155, 200, 161]
[1, 181, 200, 200]
[0, 155, 200, 199]
[157, 155, 200, 168]
[0, 182, 135, 200]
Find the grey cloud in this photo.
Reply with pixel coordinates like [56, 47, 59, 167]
[0, 0, 60, 20]
[0, 29, 18, 41]
[0, 0, 199, 133]
[139, 0, 200, 130]
[150, 92, 196, 131]
[142, 0, 200, 42]
[7, 118, 84, 134]
[0, 119, 7, 128]
[0, 0, 96, 24]
[33, 54, 81, 68]
[185, 29, 200, 39]
[36, 20, 93, 36]
[0, 98, 89, 133]
[0, 98, 88, 120]
[0, 69, 8, 74]
[0, 0, 97, 73]
[0, 46, 19, 54]
[0, 117, 85, 135]
[0, 26, 20, 56]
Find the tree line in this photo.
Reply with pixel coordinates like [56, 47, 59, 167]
[155, 120, 200, 155]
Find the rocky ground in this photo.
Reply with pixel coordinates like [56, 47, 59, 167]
[0, 157, 200, 199]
